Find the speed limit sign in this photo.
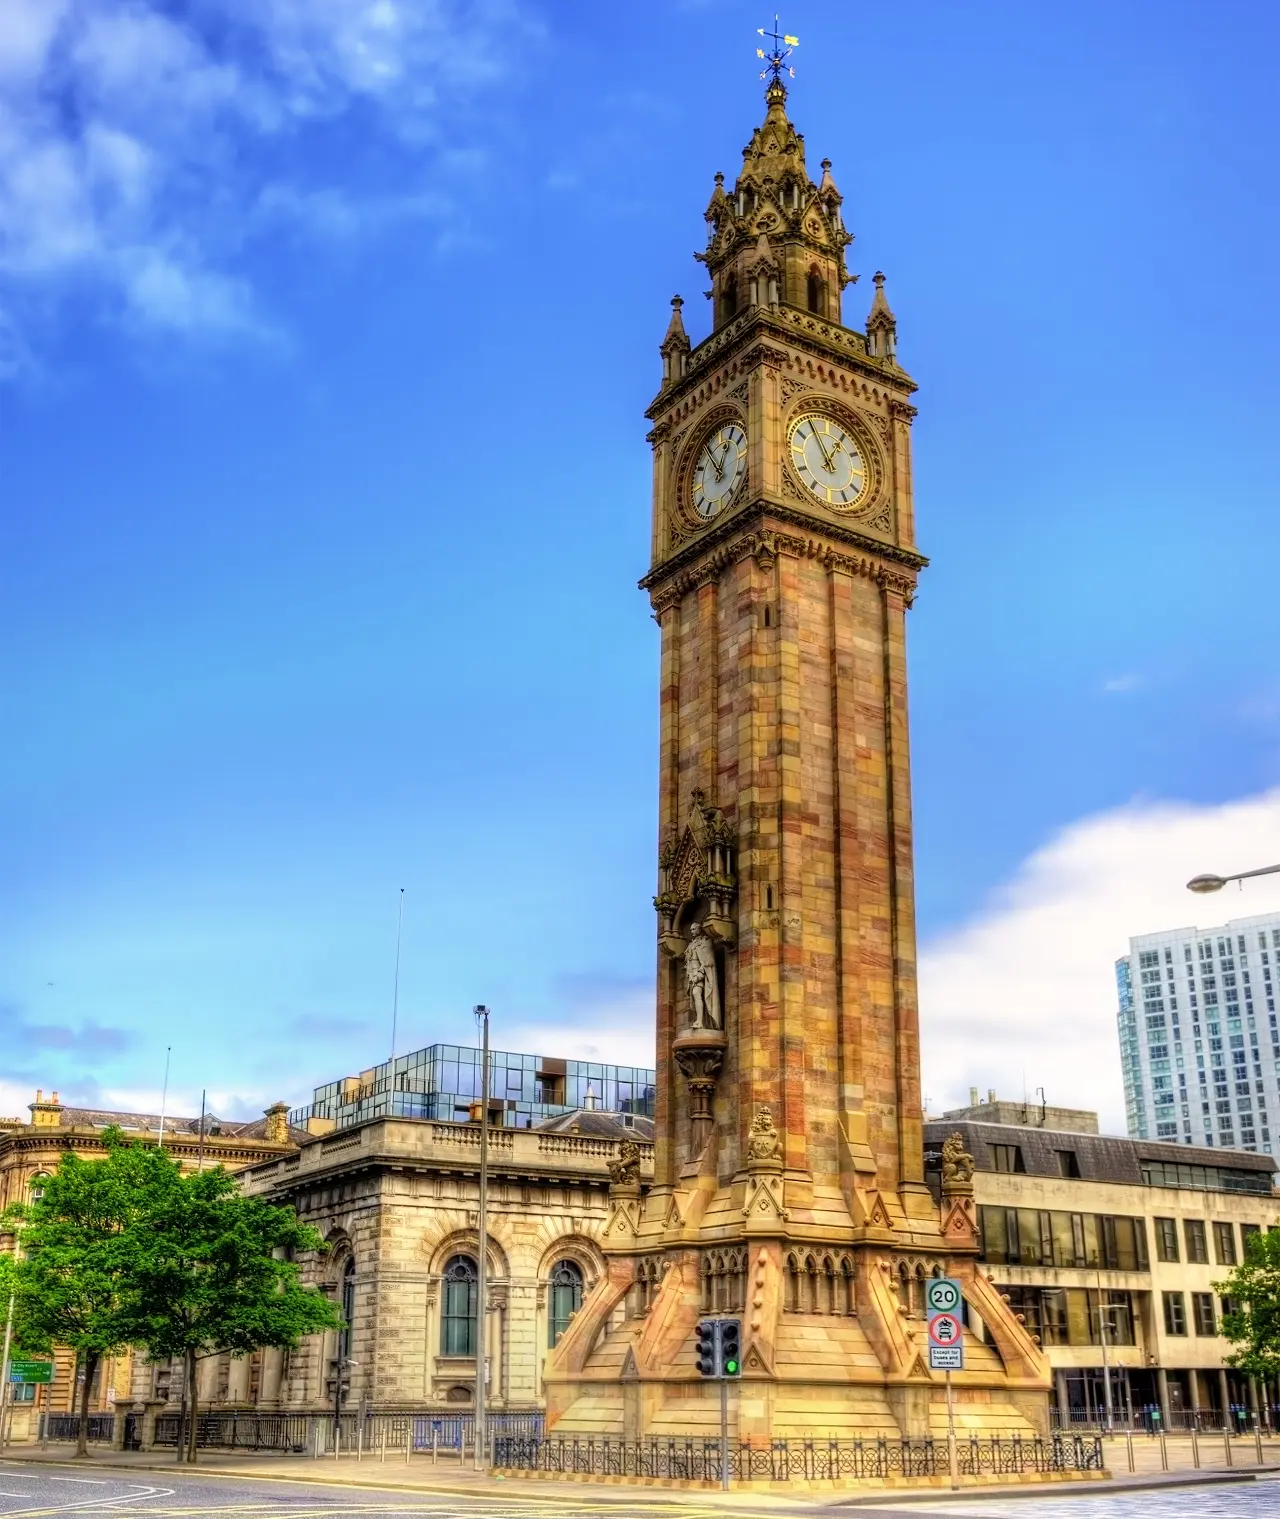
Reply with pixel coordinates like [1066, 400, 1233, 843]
[925, 1277, 965, 1370]
[926, 1277, 962, 1317]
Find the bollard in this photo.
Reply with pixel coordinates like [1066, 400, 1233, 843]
[1224, 1427, 1233, 1467]
[1191, 1427, 1200, 1468]
[313, 1421, 320, 1460]
[1125, 1431, 1135, 1473]
[1158, 1430, 1168, 1471]
[357, 1418, 363, 1462]
[432, 1426, 438, 1465]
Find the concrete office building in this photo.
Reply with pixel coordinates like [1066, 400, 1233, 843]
[1117, 912, 1280, 1152]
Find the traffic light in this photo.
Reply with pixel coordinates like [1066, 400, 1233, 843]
[695, 1318, 718, 1377]
[719, 1317, 741, 1378]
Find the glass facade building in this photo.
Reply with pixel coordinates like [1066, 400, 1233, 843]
[290, 1042, 656, 1133]
[1117, 911, 1280, 1153]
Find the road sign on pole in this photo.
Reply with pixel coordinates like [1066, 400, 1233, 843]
[925, 1278, 965, 1372]
[8, 1361, 52, 1384]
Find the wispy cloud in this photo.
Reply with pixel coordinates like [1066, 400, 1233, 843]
[0, 1000, 134, 1058]
[0, 0, 531, 362]
[1102, 673, 1141, 694]
[919, 789, 1280, 1132]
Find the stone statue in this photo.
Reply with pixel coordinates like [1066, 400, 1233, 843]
[941, 1132, 974, 1188]
[683, 921, 722, 1031]
[746, 1106, 782, 1163]
[608, 1139, 642, 1186]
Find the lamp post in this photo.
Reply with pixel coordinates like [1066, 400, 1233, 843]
[473, 1005, 490, 1473]
[1187, 865, 1280, 894]
[1091, 1263, 1114, 1434]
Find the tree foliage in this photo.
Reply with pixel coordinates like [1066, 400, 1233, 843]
[1, 1137, 168, 1454]
[4, 1129, 340, 1462]
[1215, 1227, 1280, 1380]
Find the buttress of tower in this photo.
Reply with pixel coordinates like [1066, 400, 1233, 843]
[696, 81, 854, 290]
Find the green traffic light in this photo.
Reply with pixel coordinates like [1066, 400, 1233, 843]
[724, 1358, 738, 1374]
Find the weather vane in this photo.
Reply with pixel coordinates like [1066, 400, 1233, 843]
[756, 16, 799, 83]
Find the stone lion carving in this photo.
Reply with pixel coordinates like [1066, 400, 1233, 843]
[608, 1139, 642, 1186]
[941, 1132, 975, 1187]
[745, 1106, 782, 1163]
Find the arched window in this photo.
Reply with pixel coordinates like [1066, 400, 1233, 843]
[441, 1255, 477, 1356]
[28, 1173, 48, 1203]
[806, 269, 825, 315]
[549, 1259, 584, 1347]
[338, 1256, 356, 1361]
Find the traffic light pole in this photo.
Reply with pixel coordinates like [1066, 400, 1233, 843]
[719, 1378, 729, 1491]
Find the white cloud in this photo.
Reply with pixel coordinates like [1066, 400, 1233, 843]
[919, 789, 1280, 1133]
[1103, 673, 1141, 694]
[0, 0, 528, 360]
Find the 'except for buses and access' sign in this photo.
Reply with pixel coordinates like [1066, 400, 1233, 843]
[9, 1360, 53, 1384]
[925, 1277, 965, 1372]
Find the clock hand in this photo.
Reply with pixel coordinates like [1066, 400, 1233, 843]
[811, 428, 837, 472]
[708, 442, 728, 480]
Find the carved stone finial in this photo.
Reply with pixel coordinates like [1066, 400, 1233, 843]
[745, 1105, 782, 1167]
[608, 1138, 643, 1189]
[941, 1132, 975, 1193]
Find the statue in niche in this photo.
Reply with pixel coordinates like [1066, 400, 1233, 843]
[684, 920, 722, 1031]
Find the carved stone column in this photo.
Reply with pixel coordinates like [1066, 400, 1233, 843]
[673, 1031, 727, 1155]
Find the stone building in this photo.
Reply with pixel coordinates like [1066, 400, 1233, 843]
[924, 1115, 1280, 1427]
[175, 1109, 656, 1414]
[538, 69, 1049, 1442]
[0, 1090, 300, 1437]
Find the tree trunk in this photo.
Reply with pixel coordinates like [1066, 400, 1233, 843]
[185, 1351, 198, 1465]
[76, 1351, 99, 1459]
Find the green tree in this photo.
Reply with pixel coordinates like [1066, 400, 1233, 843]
[1, 1135, 167, 1457]
[1216, 1227, 1280, 1382]
[122, 1164, 340, 1464]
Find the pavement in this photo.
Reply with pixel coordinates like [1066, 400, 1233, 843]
[0, 1448, 1275, 1519]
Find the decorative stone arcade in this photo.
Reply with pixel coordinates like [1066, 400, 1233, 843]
[541, 75, 1053, 1445]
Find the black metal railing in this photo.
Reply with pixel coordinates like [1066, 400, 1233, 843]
[154, 1412, 314, 1451]
[151, 1407, 544, 1453]
[39, 1414, 116, 1444]
[494, 1433, 1105, 1482]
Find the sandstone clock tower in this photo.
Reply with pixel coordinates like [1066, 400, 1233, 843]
[544, 71, 1050, 1442]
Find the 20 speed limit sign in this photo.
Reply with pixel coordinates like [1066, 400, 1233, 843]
[925, 1277, 961, 1316]
[925, 1277, 965, 1370]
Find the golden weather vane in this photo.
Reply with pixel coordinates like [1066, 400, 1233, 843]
[756, 16, 799, 83]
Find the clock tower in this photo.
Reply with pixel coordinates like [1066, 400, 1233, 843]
[544, 71, 1050, 1444]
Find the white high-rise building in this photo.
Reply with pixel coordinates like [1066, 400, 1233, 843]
[1117, 912, 1280, 1153]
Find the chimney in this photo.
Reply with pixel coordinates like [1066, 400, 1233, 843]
[987, 1089, 997, 1105]
[969, 1086, 979, 1107]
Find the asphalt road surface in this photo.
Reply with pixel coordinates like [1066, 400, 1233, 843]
[0, 1463, 722, 1519]
[0, 1462, 1277, 1519]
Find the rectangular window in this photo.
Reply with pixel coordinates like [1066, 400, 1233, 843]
[1184, 1219, 1209, 1262]
[1055, 1149, 1081, 1178]
[1162, 1291, 1187, 1336]
[990, 1143, 1025, 1174]
[979, 1206, 1010, 1264]
[1213, 1220, 1238, 1266]
[1241, 1222, 1262, 1257]
[1192, 1292, 1217, 1336]
[1154, 1217, 1180, 1262]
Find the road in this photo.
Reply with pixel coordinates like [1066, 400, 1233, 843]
[0, 1461, 1276, 1518]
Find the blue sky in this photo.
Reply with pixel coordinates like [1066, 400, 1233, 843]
[3, 0, 1279, 1130]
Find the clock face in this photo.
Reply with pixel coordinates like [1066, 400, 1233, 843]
[789, 414, 867, 507]
[690, 422, 747, 521]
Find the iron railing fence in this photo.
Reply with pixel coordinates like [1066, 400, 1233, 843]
[39, 1414, 115, 1444]
[151, 1408, 543, 1454]
[1051, 1406, 1275, 1435]
[494, 1433, 1105, 1482]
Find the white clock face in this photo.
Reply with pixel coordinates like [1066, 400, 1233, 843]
[690, 422, 747, 521]
[789, 414, 867, 507]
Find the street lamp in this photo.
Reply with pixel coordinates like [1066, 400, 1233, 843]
[473, 1005, 491, 1474]
[1187, 864, 1280, 894]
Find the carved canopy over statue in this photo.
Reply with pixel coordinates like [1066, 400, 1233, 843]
[655, 790, 738, 958]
